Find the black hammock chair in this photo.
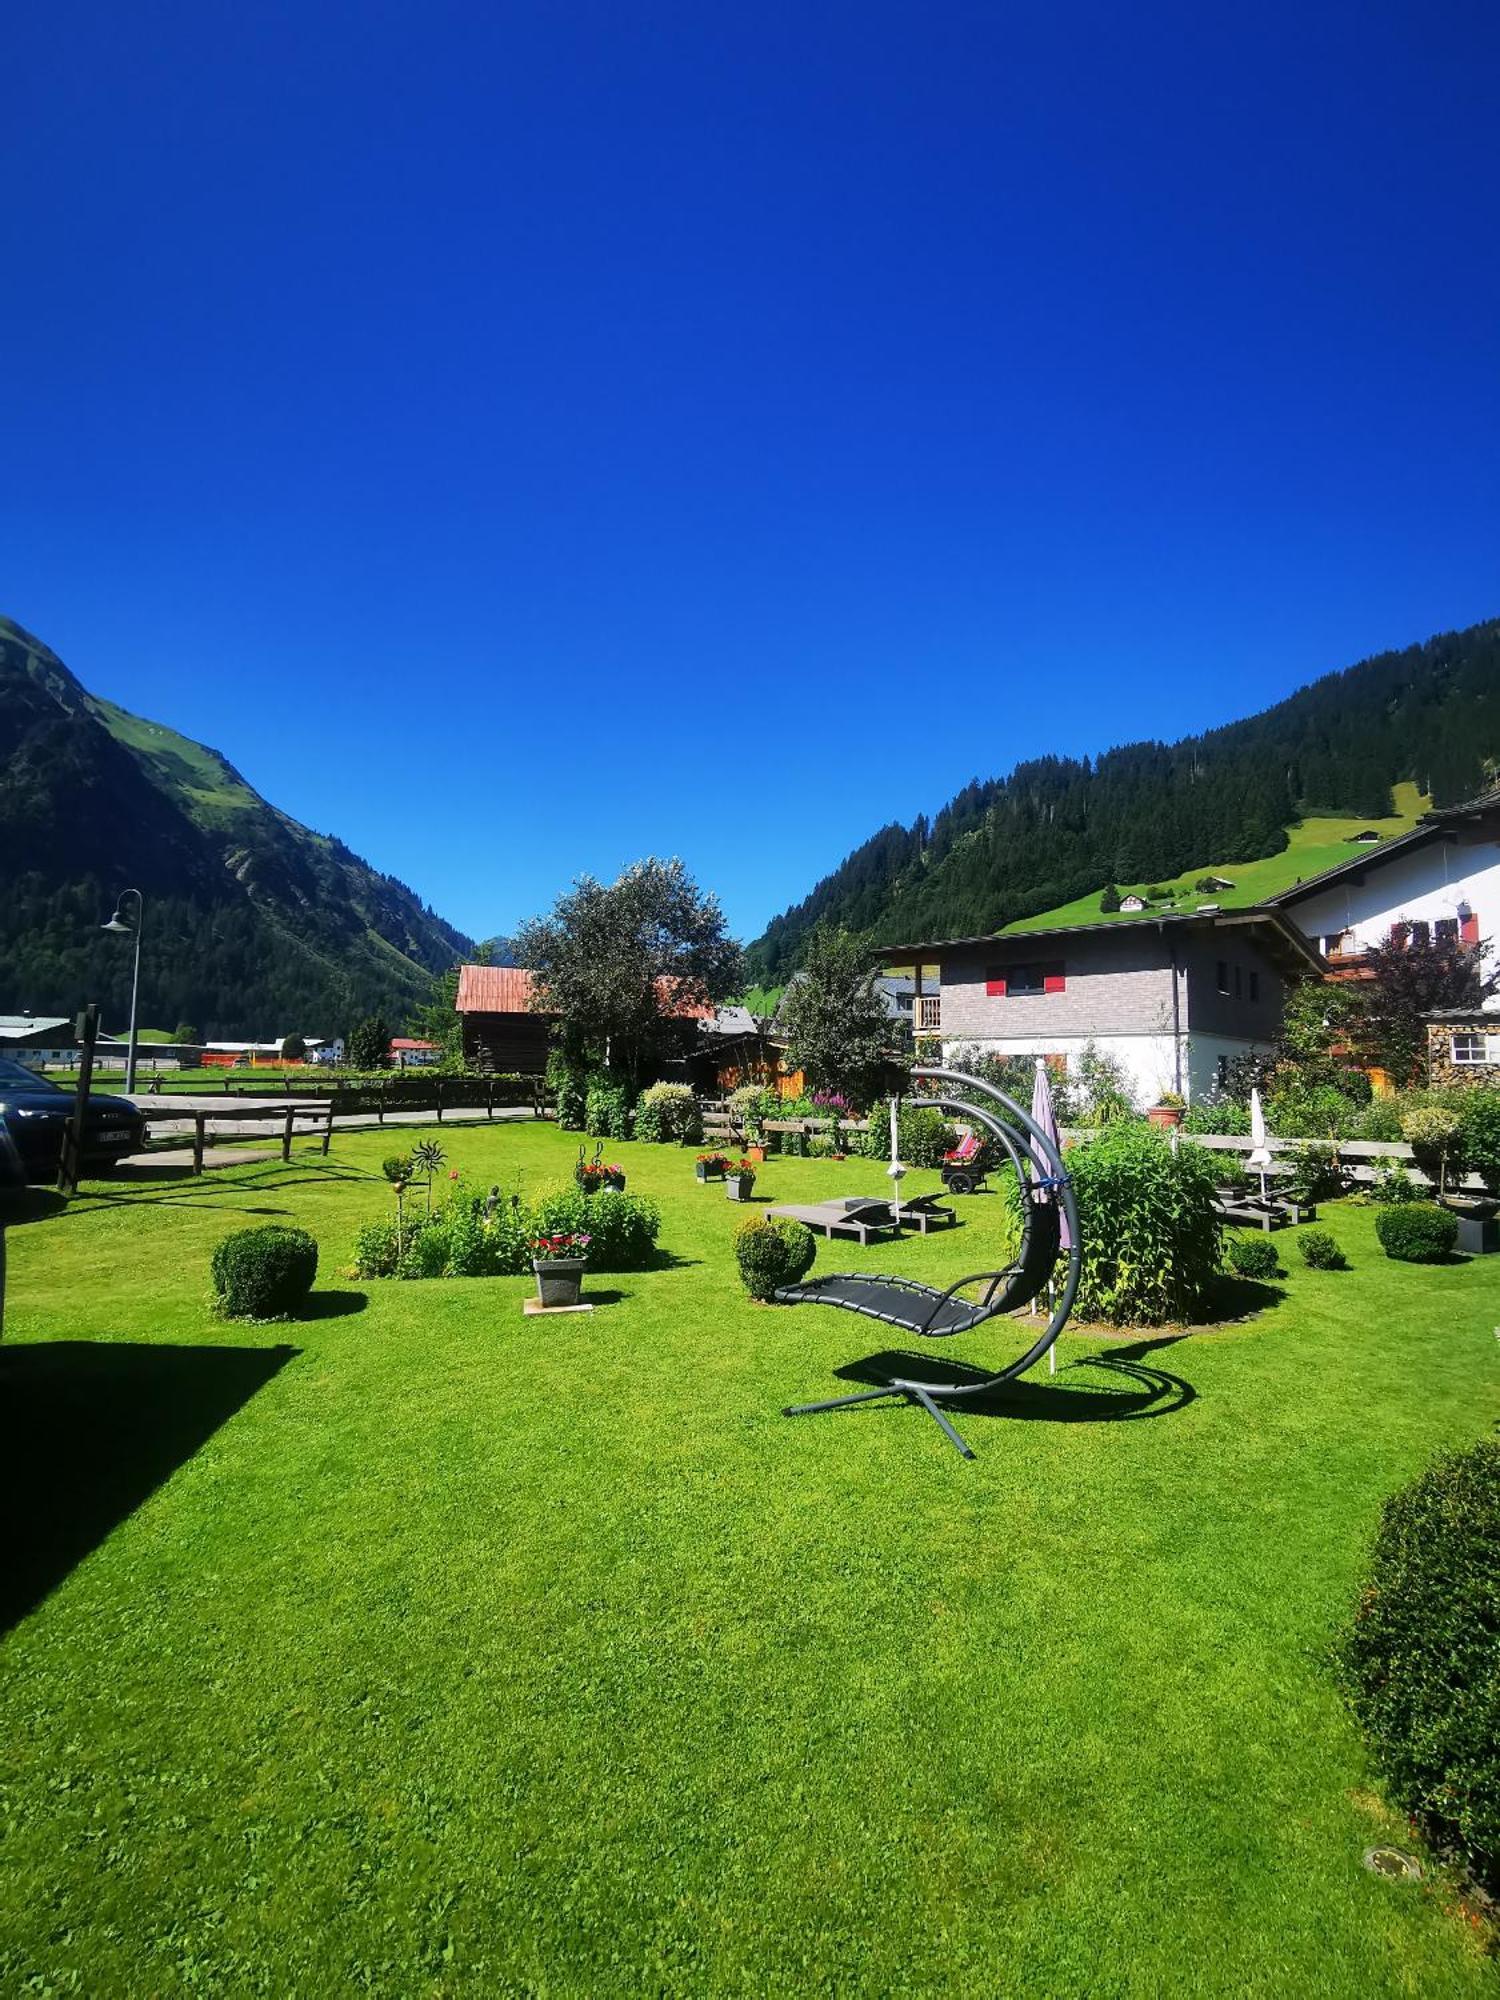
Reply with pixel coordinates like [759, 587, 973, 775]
[776, 1066, 1082, 1459]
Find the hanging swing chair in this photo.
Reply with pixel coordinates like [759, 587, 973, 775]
[777, 1066, 1082, 1459]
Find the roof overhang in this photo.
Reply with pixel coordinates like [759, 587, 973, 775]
[877, 906, 1326, 978]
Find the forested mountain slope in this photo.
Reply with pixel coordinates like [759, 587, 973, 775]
[746, 619, 1500, 977]
[0, 618, 471, 1036]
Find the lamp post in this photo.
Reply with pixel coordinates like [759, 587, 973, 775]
[101, 889, 145, 1093]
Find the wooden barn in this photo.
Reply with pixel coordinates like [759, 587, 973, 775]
[454, 965, 554, 1074]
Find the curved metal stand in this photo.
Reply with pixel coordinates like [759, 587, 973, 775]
[783, 1065, 1082, 1458]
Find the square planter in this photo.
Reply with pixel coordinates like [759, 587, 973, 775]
[695, 1162, 721, 1183]
[604, 1172, 626, 1192]
[533, 1257, 587, 1307]
[1454, 1213, 1500, 1256]
[725, 1177, 755, 1202]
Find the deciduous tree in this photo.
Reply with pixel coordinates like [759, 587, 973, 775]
[779, 924, 894, 1107]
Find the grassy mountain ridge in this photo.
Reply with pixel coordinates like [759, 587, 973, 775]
[746, 618, 1500, 975]
[0, 617, 472, 1036]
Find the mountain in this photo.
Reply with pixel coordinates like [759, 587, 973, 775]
[746, 618, 1500, 978]
[0, 618, 472, 1036]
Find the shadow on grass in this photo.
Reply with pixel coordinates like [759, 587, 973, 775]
[299, 1289, 368, 1320]
[1203, 1272, 1287, 1320]
[0, 1189, 70, 1228]
[0, 1337, 297, 1634]
[827, 1336, 1195, 1425]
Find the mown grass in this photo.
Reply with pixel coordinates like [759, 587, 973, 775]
[2, 1120, 1497, 1995]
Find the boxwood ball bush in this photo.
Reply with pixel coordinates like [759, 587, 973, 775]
[1335, 1440, 1500, 1888]
[1226, 1232, 1282, 1280]
[1069, 1124, 1222, 1325]
[735, 1216, 817, 1301]
[211, 1224, 318, 1319]
[1375, 1202, 1459, 1264]
[1298, 1228, 1348, 1270]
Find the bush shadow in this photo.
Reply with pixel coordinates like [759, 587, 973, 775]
[1203, 1272, 1287, 1320]
[298, 1289, 367, 1320]
[0, 1338, 297, 1633]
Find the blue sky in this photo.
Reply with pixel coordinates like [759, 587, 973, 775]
[4, 3, 1498, 945]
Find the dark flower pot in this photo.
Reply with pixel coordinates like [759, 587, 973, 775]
[604, 1171, 626, 1191]
[695, 1162, 710, 1182]
[725, 1177, 755, 1201]
[532, 1257, 586, 1306]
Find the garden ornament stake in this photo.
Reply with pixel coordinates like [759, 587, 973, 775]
[778, 1066, 1082, 1460]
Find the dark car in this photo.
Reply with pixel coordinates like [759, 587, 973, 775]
[0, 1056, 146, 1182]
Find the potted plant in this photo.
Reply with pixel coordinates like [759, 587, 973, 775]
[695, 1152, 730, 1182]
[1147, 1090, 1187, 1129]
[575, 1158, 609, 1195]
[530, 1231, 592, 1307]
[602, 1161, 626, 1191]
[725, 1157, 758, 1202]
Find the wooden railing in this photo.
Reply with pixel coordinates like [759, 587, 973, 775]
[139, 1100, 335, 1173]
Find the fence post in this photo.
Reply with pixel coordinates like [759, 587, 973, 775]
[322, 1103, 333, 1156]
[193, 1114, 206, 1175]
[282, 1106, 294, 1163]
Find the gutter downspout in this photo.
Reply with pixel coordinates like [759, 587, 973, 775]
[1168, 930, 1184, 1096]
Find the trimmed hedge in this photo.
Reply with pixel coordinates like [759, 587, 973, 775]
[735, 1216, 816, 1301]
[1375, 1202, 1459, 1264]
[1335, 1441, 1500, 1888]
[211, 1225, 318, 1319]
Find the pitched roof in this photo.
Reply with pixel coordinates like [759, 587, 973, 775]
[455, 965, 543, 1014]
[876, 907, 1324, 975]
[453, 964, 717, 1020]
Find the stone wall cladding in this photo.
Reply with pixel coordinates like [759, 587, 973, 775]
[936, 933, 1178, 1043]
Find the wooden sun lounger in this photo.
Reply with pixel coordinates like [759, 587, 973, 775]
[766, 1198, 901, 1245]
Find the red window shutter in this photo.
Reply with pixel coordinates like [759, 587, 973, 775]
[985, 970, 1007, 997]
[1043, 965, 1066, 994]
[1390, 923, 1409, 951]
[1462, 911, 1480, 945]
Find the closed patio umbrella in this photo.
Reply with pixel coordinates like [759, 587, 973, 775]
[886, 1095, 906, 1227]
[1247, 1087, 1274, 1204]
[1031, 1060, 1071, 1373]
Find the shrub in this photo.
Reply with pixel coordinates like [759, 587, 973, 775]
[1375, 1201, 1459, 1263]
[1334, 1441, 1500, 1888]
[546, 1050, 587, 1130]
[633, 1081, 702, 1146]
[807, 1132, 835, 1158]
[584, 1078, 633, 1140]
[1283, 1142, 1343, 1206]
[735, 1215, 817, 1300]
[862, 1102, 955, 1168]
[1457, 1090, 1500, 1194]
[1266, 1084, 1365, 1140]
[351, 1218, 401, 1278]
[1298, 1228, 1348, 1270]
[1069, 1125, 1222, 1325]
[211, 1224, 318, 1319]
[1183, 1101, 1251, 1136]
[381, 1152, 414, 1184]
[1369, 1159, 1422, 1205]
[529, 1186, 661, 1269]
[1226, 1232, 1282, 1280]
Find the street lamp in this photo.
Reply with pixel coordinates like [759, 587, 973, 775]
[101, 888, 145, 1093]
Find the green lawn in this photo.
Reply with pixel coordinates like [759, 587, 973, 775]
[1002, 782, 1429, 934]
[2, 1120, 1497, 1995]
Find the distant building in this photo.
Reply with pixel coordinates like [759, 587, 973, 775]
[390, 1036, 441, 1068]
[1118, 894, 1147, 913]
[0, 1013, 76, 1062]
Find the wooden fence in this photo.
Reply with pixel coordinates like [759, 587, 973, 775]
[139, 1100, 335, 1173]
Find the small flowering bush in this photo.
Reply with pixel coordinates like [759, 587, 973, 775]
[351, 1181, 659, 1278]
[727, 1157, 758, 1187]
[634, 1081, 702, 1145]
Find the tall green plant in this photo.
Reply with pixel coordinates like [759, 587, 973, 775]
[1068, 1125, 1222, 1325]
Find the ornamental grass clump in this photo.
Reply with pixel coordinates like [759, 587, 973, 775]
[1375, 1202, 1459, 1264]
[211, 1224, 319, 1320]
[1068, 1124, 1222, 1325]
[1334, 1440, 1500, 1890]
[734, 1215, 816, 1300]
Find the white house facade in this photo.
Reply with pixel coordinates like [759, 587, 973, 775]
[1271, 788, 1500, 960]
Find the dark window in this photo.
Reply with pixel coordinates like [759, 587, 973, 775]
[1216, 959, 1229, 994]
[1436, 917, 1458, 945]
[1249, 970, 1260, 1002]
[1234, 964, 1243, 998]
[1410, 919, 1431, 949]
